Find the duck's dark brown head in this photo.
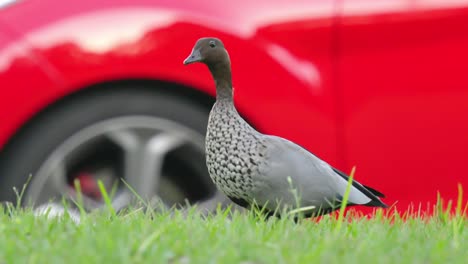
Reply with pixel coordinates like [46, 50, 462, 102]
[183, 37, 230, 67]
[184, 37, 233, 99]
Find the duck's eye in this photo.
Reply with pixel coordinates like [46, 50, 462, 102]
[209, 41, 216, 48]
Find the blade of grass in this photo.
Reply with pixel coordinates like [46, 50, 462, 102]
[288, 206, 316, 216]
[97, 180, 116, 218]
[133, 225, 167, 262]
[121, 178, 148, 208]
[334, 166, 355, 234]
[13, 174, 32, 210]
[455, 183, 463, 217]
[72, 178, 87, 218]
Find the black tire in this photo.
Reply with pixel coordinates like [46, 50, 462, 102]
[0, 86, 214, 205]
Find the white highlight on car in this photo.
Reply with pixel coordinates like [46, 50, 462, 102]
[0, 0, 18, 9]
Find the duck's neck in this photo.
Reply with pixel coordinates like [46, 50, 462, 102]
[208, 62, 233, 101]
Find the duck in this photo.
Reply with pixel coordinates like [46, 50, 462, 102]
[183, 37, 388, 218]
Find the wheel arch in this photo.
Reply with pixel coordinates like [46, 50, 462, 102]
[0, 79, 215, 157]
[0, 78, 226, 203]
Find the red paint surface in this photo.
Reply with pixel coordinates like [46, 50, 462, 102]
[337, 0, 468, 212]
[0, 0, 466, 214]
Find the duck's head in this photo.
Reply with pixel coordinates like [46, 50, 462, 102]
[183, 37, 230, 67]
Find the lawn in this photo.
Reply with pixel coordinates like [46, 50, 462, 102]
[0, 197, 466, 264]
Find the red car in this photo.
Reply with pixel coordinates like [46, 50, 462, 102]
[0, 0, 467, 214]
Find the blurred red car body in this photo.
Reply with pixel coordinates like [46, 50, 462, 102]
[0, 0, 467, 214]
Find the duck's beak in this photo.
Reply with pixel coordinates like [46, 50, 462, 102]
[183, 49, 202, 65]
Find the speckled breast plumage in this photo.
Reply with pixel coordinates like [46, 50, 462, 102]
[205, 99, 265, 201]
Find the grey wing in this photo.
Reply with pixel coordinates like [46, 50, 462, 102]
[252, 135, 373, 211]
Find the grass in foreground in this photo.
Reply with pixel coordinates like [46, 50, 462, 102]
[0, 200, 466, 264]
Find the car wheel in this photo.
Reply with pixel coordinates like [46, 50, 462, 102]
[0, 86, 228, 212]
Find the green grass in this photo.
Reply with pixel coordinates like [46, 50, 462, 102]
[0, 175, 466, 263]
[0, 200, 466, 264]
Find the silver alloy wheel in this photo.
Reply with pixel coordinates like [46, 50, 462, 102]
[24, 115, 223, 212]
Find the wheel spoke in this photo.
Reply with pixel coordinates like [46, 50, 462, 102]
[107, 129, 186, 200]
[139, 133, 186, 198]
[107, 129, 142, 194]
[28, 161, 68, 205]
